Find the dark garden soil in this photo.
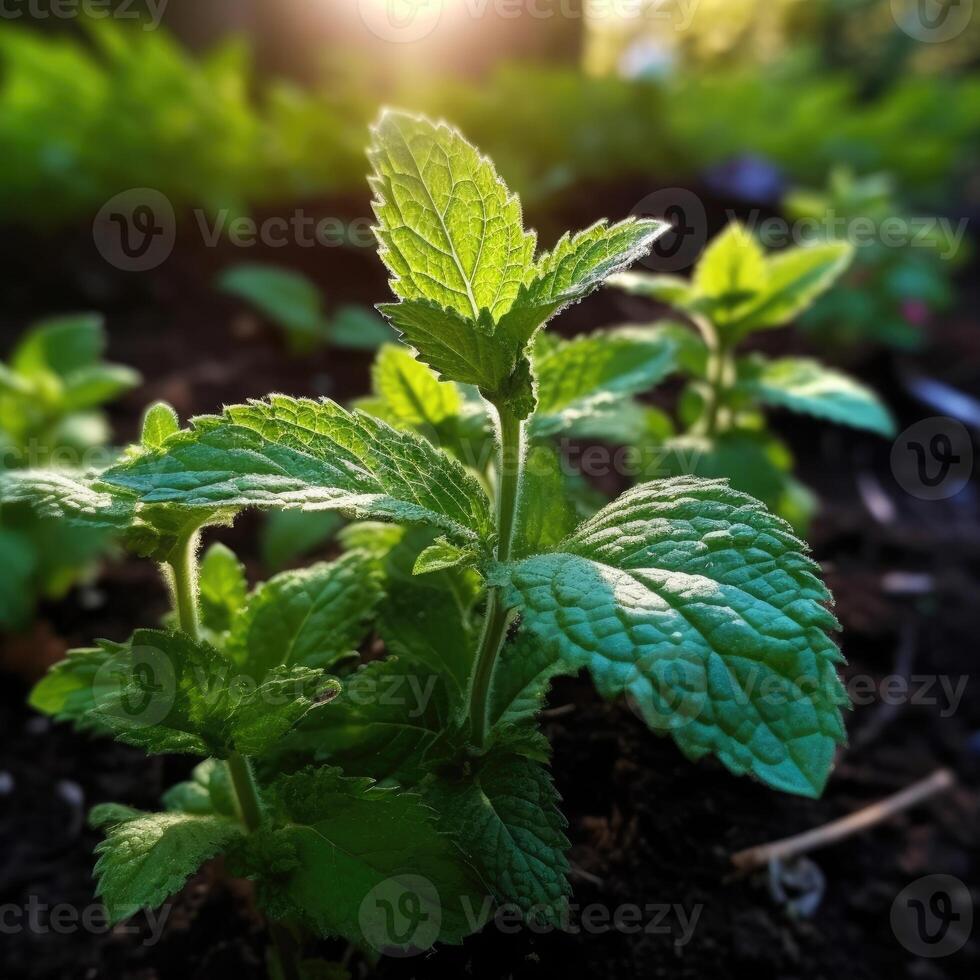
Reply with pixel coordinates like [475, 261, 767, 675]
[1, 185, 978, 979]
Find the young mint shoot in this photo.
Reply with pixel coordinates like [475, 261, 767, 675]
[611, 221, 896, 528]
[3, 113, 851, 964]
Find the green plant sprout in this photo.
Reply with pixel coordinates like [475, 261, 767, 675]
[611, 222, 897, 529]
[5, 114, 849, 970]
[218, 263, 393, 354]
[783, 167, 969, 350]
[0, 314, 139, 629]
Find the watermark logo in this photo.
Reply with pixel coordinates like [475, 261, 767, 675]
[358, 0, 444, 43]
[891, 0, 974, 42]
[358, 874, 442, 956]
[891, 417, 973, 500]
[891, 874, 973, 957]
[631, 188, 707, 272]
[93, 188, 175, 272]
[92, 643, 177, 729]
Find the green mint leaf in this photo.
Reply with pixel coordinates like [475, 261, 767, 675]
[11, 314, 105, 377]
[260, 510, 342, 571]
[89, 629, 339, 758]
[0, 469, 135, 530]
[219, 264, 328, 351]
[377, 300, 516, 394]
[488, 630, 563, 732]
[162, 759, 236, 818]
[494, 477, 847, 797]
[531, 326, 677, 438]
[607, 271, 696, 306]
[285, 659, 449, 784]
[59, 363, 140, 413]
[413, 537, 478, 576]
[371, 343, 461, 429]
[730, 241, 854, 334]
[370, 527, 481, 706]
[140, 401, 180, 449]
[29, 645, 112, 733]
[369, 109, 535, 321]
[424, 750, 570, 925]
[90, 805, 242, 923]
[327, 304, 394, 351]
[198, 542, 248, 636]
[102, 396, 495, 548]
[242, 766, 488, 949]
[691, 222, 767, 325]
[496, 218, 669, 348]
[226, 552, 382, 679]
[741, 356, 896, 437]
[513, 445, 579, 559]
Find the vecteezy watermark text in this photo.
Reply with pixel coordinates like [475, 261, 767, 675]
[0, 897, 170, 945]
[0, 0, 167, 29]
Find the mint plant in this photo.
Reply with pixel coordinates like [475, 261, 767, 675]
[6, 114, 850, 965]
[783, 168, 968, 350]
[611, 222, 896, 529]
[218, 263, 392, 353]
[0, 314, 139, 629]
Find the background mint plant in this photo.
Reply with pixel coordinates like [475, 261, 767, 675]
[0, 314, 139, 629]
[783, 167, 969, 350]
[218, 263, 393, 354]
[611, 222, 897, 529]
[5, 113, 850, 963]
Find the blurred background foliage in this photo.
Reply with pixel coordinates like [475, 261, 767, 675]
[0, 0, 977, 227]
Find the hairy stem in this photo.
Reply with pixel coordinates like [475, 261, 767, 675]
[467, 403, 525, 747]
[227, 752, 302, 980]
[167, 529, 302, 980]
[167, 530, 202, 642]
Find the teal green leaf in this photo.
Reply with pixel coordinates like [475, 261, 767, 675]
[742, 356, 896, 436]
[102, 396, 494, 547]
[369, 109, 535, 321]
[243, 766, 488, 948]
[494, 477, 847, 797]
[226, 552, 382, 679]
[424, 750, 570, 925]
[90, 805, 242, 923]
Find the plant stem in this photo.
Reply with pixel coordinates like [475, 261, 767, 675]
[467, 402, 525, 747]
[168, 530, 202, 642]
[167, 529, 302, 980]
[695, 316, 734, 438]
